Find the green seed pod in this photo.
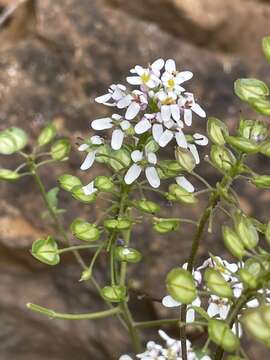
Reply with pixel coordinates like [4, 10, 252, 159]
[251, 97, 270, 116]
[135, 199, 160, 214]
[104, 218, 132, 231]
[58, 174, 82, 192]
[241, 305, 270, 348]
[70, 218, 100, 242]
[234, 78, 269, 103]
[175, 148, 196, 172]
[158, 160, 182, 179]
[166, 268, 197, 304]
[265, 221, 270, 245]
[50, 139, 71, 161]
[96, 145, 131, 171]
[226, 136, 259, 154]
[234, 214, 259, 249]
[238, 119, 267, 143]
[0, 127, 28, 155]
[204, 268, 233, 298]
[207, 117, 229, 145]
[260, 141, 270, 157]
[94, 176, 114, 192]
[153, 218, 180, 233]
[0, 169, 21, 181]
[210, 145, 236, 173]
[208, 319, 240, 352]
[262, 36, 270, 63]
[238, 268, 258, 290]
[101, 285, 126, 303]
[222, 226, 246, 259]
[251, 175, 270, 189]
[244, 258, 262, 278]
[31, 236, 60, 266]
[37, 122, 57, 146]
[168, 184, 197, 205]
[71, 185, 96, 204]
[79, 268, 92, 281]
[115, 246, 142, 263]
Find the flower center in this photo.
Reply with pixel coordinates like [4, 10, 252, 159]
[140, 72, 151, 84]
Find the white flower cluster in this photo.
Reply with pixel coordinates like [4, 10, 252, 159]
[79, 59, 208, 191]
[162, 256, 270, 337]
[120, 330, 211, 360]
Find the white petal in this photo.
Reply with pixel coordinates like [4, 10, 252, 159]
[146, 152, 157, 164]
[95, 93, 111, 103]
[134, 119, 151, 134]
[176, 176, 194, 193]
[176, 71, 193, 83]
[80, 151, 96, 170]
[158, 129, 174, 147]
[193, 297, 201, 307]
[152, 124, 163, 142]
[170, 104, 180, 121]
[193, 133, 208, 146]
[119, 356, 133, 360]
[117, 95, 132, 109]
[125, 102, 141, 120]
[131, 150, 143, 162]
[78, 143, 89, 151]
[112, 87, 125, 101]
[161, 105, 171, 122]
[165, 59, 176, 72]
[175, 129, 188, 148]
[145, 166, 160, 188]
[91, 118, 112, 130]
[82, 181, 97, 195]
[111, 129, 124, 150]
[162, 295, 180, 308]
[124, 164, 142, 184]
[220, 305, 230, 319]
[186, 308, 195, 323]
[207, 303, 219, 318]
[184, 109, 192, 126]
[192, 103, 206, 118]
[126, 76, 142, 85]
[247, 299, 259, 308]
[91, 135, 103, 145]
[151, 58, 164, 71]
[188, 144, 200, 164]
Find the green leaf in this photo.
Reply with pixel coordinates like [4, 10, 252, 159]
[208, 319, 240, 352]
[166, 268, 197, 304]
[31, 236, 60, 266]
[0, 169, 21, 181]
[234, 79, 269, 103]
[204, 268, 233, 298]
[0, 127, 28, 155]
[50, 139, 71, 161]
[37, 122, 57, 146]
[70, 218, 100, 242]
[71, 185, 96, 204]
[101, 285, 126, 302]
[58, 174, 82, 191]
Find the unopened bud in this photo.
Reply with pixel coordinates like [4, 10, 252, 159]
[222, 226, 246, 259]
[166, 268, 197, 304]
[207, 117, 228, 145]
[175, 148, 196, 172]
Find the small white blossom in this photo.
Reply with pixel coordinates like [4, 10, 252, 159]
[161, 59, 193, 94]
[207, 295, 230, 320]
[95, 84, 126, 106]
[127, 59, 164, 89]
[79, 136, 104, 170]
[117, 90, 148, 120]
[178, 92, 206, 126]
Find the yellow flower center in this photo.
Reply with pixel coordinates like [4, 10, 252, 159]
[167, 79, 175, 88]
[161, 97, 175, 105]
[140, 72, 151, 84]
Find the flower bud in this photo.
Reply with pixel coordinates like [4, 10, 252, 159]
[238, 119, 267, 143]
[70, 218, 100, 242]
[166, 268, 197, 304]
[207, 117, 228, 145]
[72, 185, 96, 204]
[251, 175, 270, 189]
[260, 141, 270, 157]
[115, 246, 142, 263]
[153, 218, 179, 233]
[101, 285, 126, 303]
[252, 97, 270, 116]
[0, 169, 21, 181]
[204, 268, 233, 298]
[222, 226, 246, 259]
[238, 268, 258, 289]
[158, 160, 182, 179]
[31, 236, 60, 266]
[37, 122, 57, 146]
[168, 184, 197, 205]
[234, 78, 269, 103]
[234, 214, 259, 249]
[79, 268, 92, 281]
[210, 145, 236, 173]
[226, 136, 259, 154]
[58, 174, 82, 192]
[135, 199, 160, 214]
[208, 319, 240, 352]
[104, 218, 132, 231]
[262, 36, 270, 63]
[175, 148, 196, 172]
[50, 139, 71, 161]
[244, 258, 262, 278]
[0, 127, 28, 155]
[94, 176, 114, 192]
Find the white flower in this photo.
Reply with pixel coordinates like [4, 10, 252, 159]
[178, 92, 206, 126]
[82, 181, 97, 196]
[161, 59, 193, 94]
[119, 356, 133, 360]
[91, 114, 131, 150]
[207, 295, 230, 320]
[162, 296, 201, 323]
[79, 136, 104, 170]
[186, 133, 208, 164]
[124, 150, 160, 188]
[95, 84, 126, 106]
[117, 90, 148, 120]
[127, 59, 164, 89]
[197, 256, 238, 282]
[157, 89, 183, 125]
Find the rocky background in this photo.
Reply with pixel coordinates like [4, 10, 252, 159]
[0, 0, 269, 359]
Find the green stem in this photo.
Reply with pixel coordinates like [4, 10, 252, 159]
[58, 244, 101, 254]
[134, 319, 207, 328]
[27, 302, 120, 320]
[120, 302, 142, 353]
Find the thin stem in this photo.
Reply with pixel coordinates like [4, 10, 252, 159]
[58, 244, 101, 254]
[120, 302, 142, 353]
[27, 302, 120, 320]
[134, 319, 207, 329]
[191, 171, 213, 190]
